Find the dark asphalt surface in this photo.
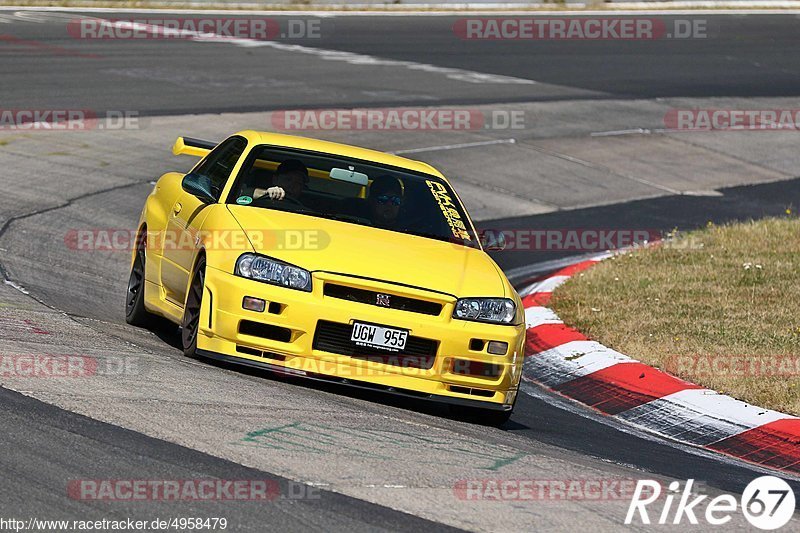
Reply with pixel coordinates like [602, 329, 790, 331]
[0, 387, 463, 532]
[299, 15, 800, 98]
[2, 9, 800, 530]
[482, 175, 800, 276]
[3, 174, 799, 527]
[0, 13, 798, 115]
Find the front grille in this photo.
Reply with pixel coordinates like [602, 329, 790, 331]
[324, 283, 443, 316]
[312, 320, 437, 370]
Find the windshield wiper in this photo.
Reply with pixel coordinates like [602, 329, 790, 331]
[313, 213, 373, 225]
[404, 230, 464, 245]
[250, 201, 316, 217]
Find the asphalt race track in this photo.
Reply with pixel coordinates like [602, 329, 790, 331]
[3, 13, 800, 113]
[1, 9, 799, 532]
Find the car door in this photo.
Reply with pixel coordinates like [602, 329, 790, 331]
[161, 136, 247, 306]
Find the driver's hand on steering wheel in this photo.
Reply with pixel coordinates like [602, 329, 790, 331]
[266, 186, 286, 200]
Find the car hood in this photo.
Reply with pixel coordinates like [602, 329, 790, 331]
[227, 205, 506, 298]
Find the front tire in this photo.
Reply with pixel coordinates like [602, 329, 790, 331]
[125, 236, 157, 328]
[181, 257, 206, 358]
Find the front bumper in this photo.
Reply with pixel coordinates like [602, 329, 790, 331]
[199, 267, 525, 408]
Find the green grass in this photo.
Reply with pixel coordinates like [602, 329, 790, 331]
[550, 216, 800, 415]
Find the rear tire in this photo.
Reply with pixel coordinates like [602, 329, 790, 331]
[181, 257, 206, 358]
[125, 235, 157, 328]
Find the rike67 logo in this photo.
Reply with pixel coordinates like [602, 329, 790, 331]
[626, 477, 796, 530]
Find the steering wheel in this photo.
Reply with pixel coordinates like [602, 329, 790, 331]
[280, 196, 305, 207]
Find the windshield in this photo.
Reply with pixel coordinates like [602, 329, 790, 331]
[226, 146, 479, 248]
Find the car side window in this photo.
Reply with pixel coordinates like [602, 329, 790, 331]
[192, 137, 247, 200]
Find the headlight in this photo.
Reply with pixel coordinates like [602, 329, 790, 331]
[453, 298, 516, 324]
[235, 253, 312, 292]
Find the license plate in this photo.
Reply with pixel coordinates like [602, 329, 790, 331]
[351, 322, 408, 352]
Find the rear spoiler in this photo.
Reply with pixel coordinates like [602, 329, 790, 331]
[172, 136, 217, 157]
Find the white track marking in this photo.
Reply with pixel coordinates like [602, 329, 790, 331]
[3, 280, 29, 295]
[518, 257, 606, 297]
[525, 340, 636, 388]
[521, 274, 570, 295]
[391, 138, 517, 155]
[11, 10, 89, 23]
[193, 38, 538, 85]
[85, 19, 536, 85]
[524, 305, 562, 328]
[519, 382, 800, 481]
[591, 128, 654, 137]
[619, 388, 796, 446]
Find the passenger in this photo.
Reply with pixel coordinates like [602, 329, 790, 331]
[368, 175, 404, 229]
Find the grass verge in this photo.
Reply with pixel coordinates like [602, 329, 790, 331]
[550, 216, 800, 416]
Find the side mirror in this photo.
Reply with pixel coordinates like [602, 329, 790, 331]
[481, 229, 507, 252]
[182, 173, 217, 204]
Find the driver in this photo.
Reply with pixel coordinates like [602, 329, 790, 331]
[264, 159, 308, 203]
[368, 175, 404, 229]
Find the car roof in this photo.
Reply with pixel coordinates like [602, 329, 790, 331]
[236, 130, 448, 181]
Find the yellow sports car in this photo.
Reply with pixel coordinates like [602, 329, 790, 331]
[126, 131, 525, 424]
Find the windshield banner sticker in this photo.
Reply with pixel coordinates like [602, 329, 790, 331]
[426, 180, 471, 241]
